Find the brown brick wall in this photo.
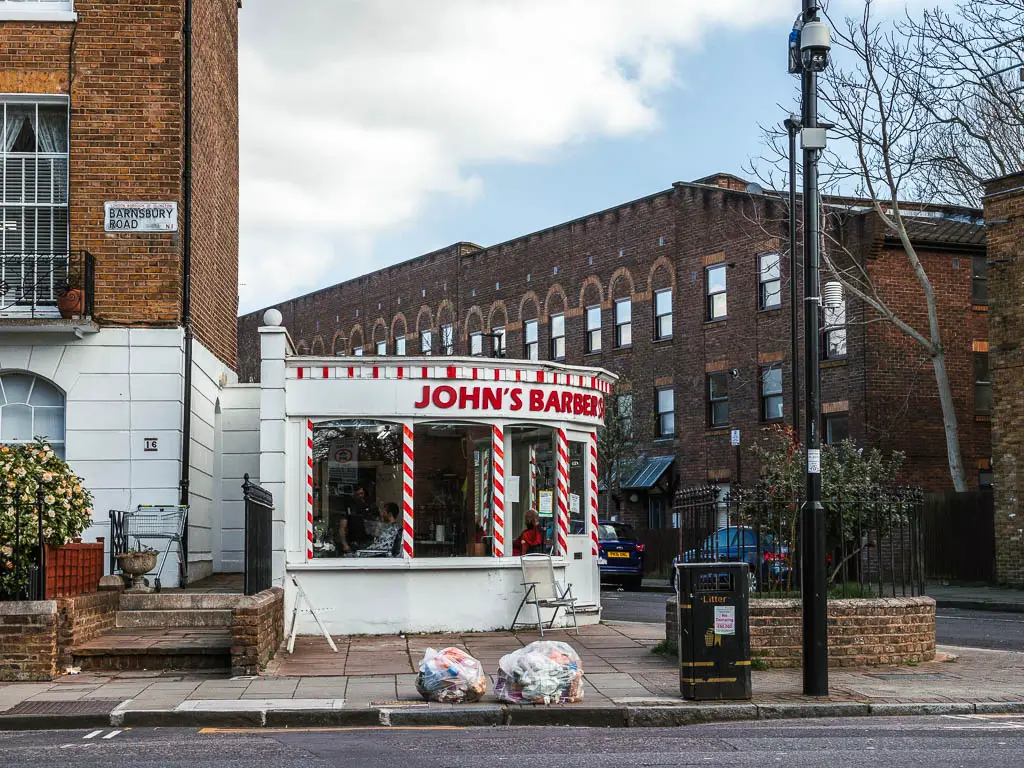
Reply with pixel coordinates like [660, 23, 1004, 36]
[982, 173, 1024, 585]
[238, 182, 988, 522]
[190, 0, 240, 367]
[56, 590, 119, 666]
[230, 586, 284, 676]
[666, 595, 936, 668]
[0, 601, 58, 682]
[0, 1, 240, 368]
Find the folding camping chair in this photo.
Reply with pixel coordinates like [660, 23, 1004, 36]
[122, 505, 188, 591]
[511, 553, 579, 636]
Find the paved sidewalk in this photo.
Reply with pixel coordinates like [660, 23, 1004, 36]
[926, 583, 1024, 613]
[2, 622, 1023, 729]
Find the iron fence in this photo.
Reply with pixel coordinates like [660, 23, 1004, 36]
[0, 250, 94, 317]
[242, 474, 273, 596]
[2, 486, 47, 601]
[672, 483, 925, 597]
[922, 490, 995, 584]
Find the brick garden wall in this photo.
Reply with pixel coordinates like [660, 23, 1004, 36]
[666, 595, 936, 668]
[0, 601, 58, 682]
[56, 591, 119, 666]
[230, 586, 284, 676]
[982, 172, 1024, 586]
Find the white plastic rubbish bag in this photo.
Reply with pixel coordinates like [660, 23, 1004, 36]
[415, 647, 488, 703]
[495, 640, 584, 704]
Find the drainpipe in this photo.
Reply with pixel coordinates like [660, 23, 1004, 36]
[178, 0, 195, 582]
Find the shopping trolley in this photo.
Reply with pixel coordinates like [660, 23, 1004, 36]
[121, 505, 188, 591]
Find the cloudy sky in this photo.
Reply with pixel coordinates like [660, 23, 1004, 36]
[236, 0, 928, 314]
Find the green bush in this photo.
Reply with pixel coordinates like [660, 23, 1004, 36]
[0, 439, 94, 599]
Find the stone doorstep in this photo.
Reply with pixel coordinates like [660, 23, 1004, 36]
[116, 610, 233, 629]
[118, 594, 243, 611]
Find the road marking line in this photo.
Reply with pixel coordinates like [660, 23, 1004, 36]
[198, 726, 465, 734]
[83, 730, 103, 739]
[103, 730, 123, 739]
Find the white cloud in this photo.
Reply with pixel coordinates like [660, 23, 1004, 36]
[238, 0, 795, 312]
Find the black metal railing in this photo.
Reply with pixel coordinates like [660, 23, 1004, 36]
[0, 250, 95, 319]
[672, 483, 925, 597]
[2, 487, 48, 601]
[242, 474, 274, 596]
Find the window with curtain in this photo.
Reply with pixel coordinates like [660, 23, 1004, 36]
[1, 99, 69, 259]
[0, 371, 65, 458]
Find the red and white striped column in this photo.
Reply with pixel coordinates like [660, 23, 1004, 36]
[402, 424, 415, 558]
[492, 425, 505, 557]
[555, 428, 569, 556]
[589, 432, 600, 556]
[528, 444, 537, 511]
[305, 419, 314, 561]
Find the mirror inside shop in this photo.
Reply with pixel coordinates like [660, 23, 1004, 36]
[310, 421, 589, 559]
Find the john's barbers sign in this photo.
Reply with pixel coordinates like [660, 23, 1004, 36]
[413, 384, 605, 418]
[104, 201, 178, 232]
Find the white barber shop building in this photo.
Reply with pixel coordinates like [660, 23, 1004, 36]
[255, 309, 615, 634]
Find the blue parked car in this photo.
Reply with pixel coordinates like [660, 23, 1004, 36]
[670, 526, 790, 592]
[598, 520, 644, 591]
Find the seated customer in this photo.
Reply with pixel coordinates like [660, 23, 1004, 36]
[358, 502, 402, 557]
[512, 509, 547, 556]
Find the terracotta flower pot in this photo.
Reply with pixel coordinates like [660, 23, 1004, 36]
[57, 288, 84, 319]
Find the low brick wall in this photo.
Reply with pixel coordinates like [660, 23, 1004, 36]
[0, 601, 58, 681]
[56, 591, 120, 666]
[666, 596, 936, 668]
[231, 586, 285, 676]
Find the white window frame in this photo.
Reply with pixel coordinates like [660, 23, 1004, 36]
[470, 331, 483, 357]
[491, 326, 505, 357]
[585, 305, 601, 354]
[0, 1, 76, 23]
[524, 319, 538, 360]
[654, 288, 672, 340]
[375, 340, 387, 356]
[707, 264, 727, 320]
[550, 313, 565, 360]
[440, 324, 454, 355]
[656, 387, 674, 438]
[420, 330, 432, 356]
[614, 298, 632, 348]
[0, 371, 65, 458]
[394, 336, 406, 356]
[758, 252, 782, 310]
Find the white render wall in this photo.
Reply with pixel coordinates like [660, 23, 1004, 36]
[0, 328, 260, 586]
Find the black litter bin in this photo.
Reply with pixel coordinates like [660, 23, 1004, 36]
[676, 561, 752, 700]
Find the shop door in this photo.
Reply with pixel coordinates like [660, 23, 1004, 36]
[565, 436, 598, 606]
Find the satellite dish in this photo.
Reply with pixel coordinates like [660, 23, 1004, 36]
[745, 182, 765, 195]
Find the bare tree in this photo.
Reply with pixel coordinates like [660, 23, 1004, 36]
[597, 378, 637, 517]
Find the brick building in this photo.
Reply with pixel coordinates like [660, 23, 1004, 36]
[237, 174, 992, 531]
[0, 0, 247, 583]
[981, 172, 1024, 586]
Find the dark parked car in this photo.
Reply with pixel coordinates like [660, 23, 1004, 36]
[670, 526, 790, 591]
[598, 520, 645, 591]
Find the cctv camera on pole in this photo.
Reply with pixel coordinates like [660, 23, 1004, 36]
[789, 2, 831, 697]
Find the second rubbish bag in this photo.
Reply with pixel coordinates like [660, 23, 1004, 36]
[495, 640, 584, 704]
[415, 647, 488, 703]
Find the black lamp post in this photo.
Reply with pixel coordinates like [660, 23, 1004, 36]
[790, 0, 831, 697]
[784, 114, 801, 439]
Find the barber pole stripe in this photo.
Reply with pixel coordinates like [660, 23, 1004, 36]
[492, 425, 505, 557]
[529, 444, 537, 512]
[402, 424, 415, 558]
[589, 432, 600, 556]
[555, 428, 569, 556]
[306, 419, 314, 560]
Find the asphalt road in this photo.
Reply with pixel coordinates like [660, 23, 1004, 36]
[2, 718, 1024, 767]
[600, 588, 1024, 651]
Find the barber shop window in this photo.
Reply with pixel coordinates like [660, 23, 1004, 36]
[550, 313, 566, 360]
[309, 420, 405, 559]
[414, 423, 495, 557]
[508, 425, 556, 555]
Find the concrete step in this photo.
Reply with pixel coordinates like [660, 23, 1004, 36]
[115, 609, 233, 629]
[119, 593, 242, 611]
[72, 628, 231, 672]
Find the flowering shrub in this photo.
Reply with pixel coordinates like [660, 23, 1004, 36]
[0, 439, 94, 599]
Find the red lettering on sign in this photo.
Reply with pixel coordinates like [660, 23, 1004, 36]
[573, 393, 584, 415]
[533, 391, 546, 411]
[597, 397, 605, 418]
[433, 385, 457, 408]
[545, 391, 561, 413]
[483, 387, 502, 410]
[459, 386, 480, 409]
[561, 392, 572, 413]
[510, 389, 523, 410]
[414, 386, 430, 409]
